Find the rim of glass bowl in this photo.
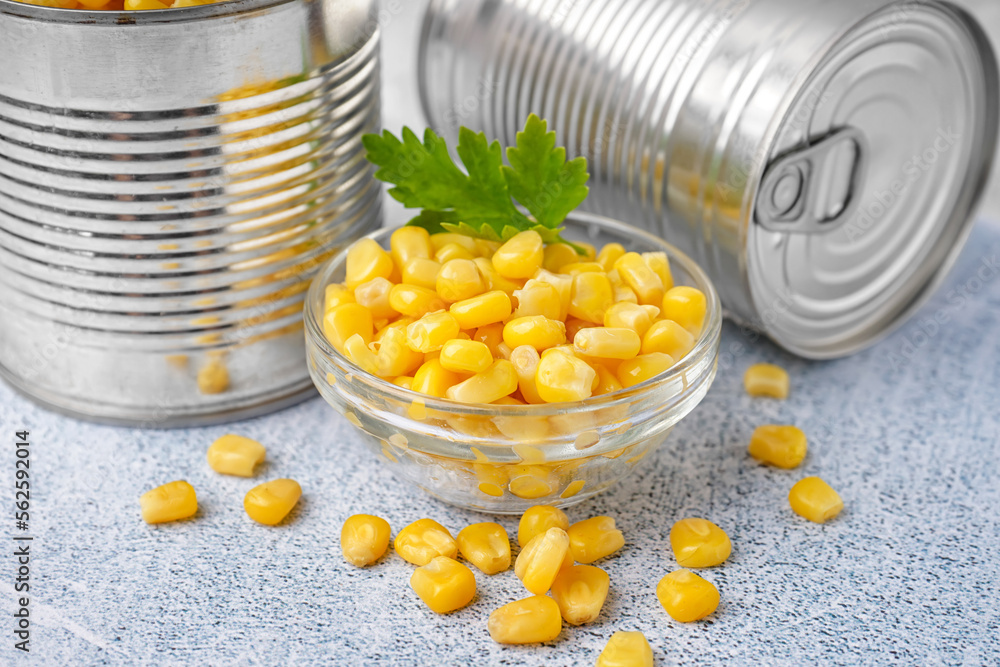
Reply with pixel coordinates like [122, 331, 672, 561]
[305, 211, 722, 418]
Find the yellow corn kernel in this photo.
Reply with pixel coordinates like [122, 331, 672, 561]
[642, 319, 695, 359]
[393, 376, 415, 390]
[410, 556, 477, 614]
[401, 257, 442, 290]
[407, 311, 461, 353]
[488, 595, 562, 644]
[475, 238, 502, 257]
[496, 341, 514, 360]
[197, 359, 229, 395]
[324, 283, 355, 312]
[550, 564, 610, 625]
[430, 232, 478, 254]
[788, 477, 843, 523]
[437, 259, 486, 302]
[244, 479, 301, 526]
[573, 327, 641, 360]
[474, 461, 509, 497]
[597, 242, 627, 271]
[390, 225, 432, 268]
[354, 277, 397, 320]
[512, 280, 563, 320]
[345, 238, 393, 289]
[140, 480, 197, 524]
[642, 251, 674, 291]
[473, 322, 505, 357]
[324, 303, 373, 353]
[744, 363, 790, 399]
[389, 284, 447, 319]
[559, 261, 605, 275]
[568, 272, 614, 324]
[515, 527, 571, 594]
[518, 505, 570, 547]
[508, 465, 556, 499]
[450, 290, 512, 329]
[656, 569, 719, 622]
[492, 230, 544, 279]
[616, 352, 674, 388]
[749, 425, 807, 469]
[412, 359, 464, 398]
[564, 317, 591, 341]
[661, 286, 707, 335]
[592, 364, 624, 396]
[395, 518, 458, 566]
[567, 516, 625, 563]
[344, 334, 380, 375]
[641, 304, 661, 320]
[670, 518, 732, 568]
[439, 339, 493, 374]
[206, 434, 265, 477]
[575, 241, 597, 259]
[532, 269, 573, 319]
[536, 348, 596, 403]
[435, 242, 476, 263]
[543, 243, 579, 272]
[125, 0, 170, 9]
[446, 360, 517, 404]
[596, 631, 654, 667]
[613, 284, 639, 305]
[474, 257, 524, 295]
[457, 522, 511, 574]
[614, 252, 664, 306]
[503, 316, 567, 351]
[509, 345, 544, 404]
[341, 514, 391, 567]
[376, 326, 424, 378]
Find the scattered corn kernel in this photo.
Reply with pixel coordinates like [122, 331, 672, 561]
[536, 348, 596, 403]
[447, 360, 518, 403]
[616, 352, 674, 388]
[493, 230, 544, 279]
[788, 477, 843, 523]
[661, 286, 707, 335]
[596, 631, 654, 667]
[439, 339, 493, 374]
[206, 434, 265, 477]
[550, 564, 610, 625]
[346, 238, 394, 289]
[488, 595, 562, 644]
[450, 290, 512, 329]
[243, 479, 301, 526]
[457, 522, 511, 574]
[744, 363, 790, 399]
[656, 569, 719, 622]
[395, 518, 458, 566]
[749, 425, 808, 469]
[410, 556, 477, 614]
[341, 514, 391, 567]
[518, 505, 570, 547]
[642, 319, 695, 359]
[574, 327, 641, 360]
[567, 516, 625, 563]
[670, 518, 732, 568]
[140, 480, 197, 524]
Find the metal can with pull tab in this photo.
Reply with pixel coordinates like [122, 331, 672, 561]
[419, 0, 998, 358]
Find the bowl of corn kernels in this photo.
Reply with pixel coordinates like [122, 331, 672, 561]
[304, 209, 722, 512]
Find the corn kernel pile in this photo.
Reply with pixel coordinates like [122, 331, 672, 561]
[323, 228, 707, 405]
[17, 0, 222, 10]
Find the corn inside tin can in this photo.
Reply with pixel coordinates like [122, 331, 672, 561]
[419, 0, 998, 358]
[0, 0, 382, 426]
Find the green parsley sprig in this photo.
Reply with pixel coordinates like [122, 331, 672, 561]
[362, 114, 589, 248]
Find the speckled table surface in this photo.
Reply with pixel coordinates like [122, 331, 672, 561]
[5, 3, 1000, 665]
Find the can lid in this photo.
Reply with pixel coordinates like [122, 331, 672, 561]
[748, 1, 998, 359]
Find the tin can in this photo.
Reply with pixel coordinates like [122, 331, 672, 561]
[0, 0, 382, 426]
[419, 0, 998, 358]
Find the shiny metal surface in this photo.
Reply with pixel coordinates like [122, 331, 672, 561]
[418, 0, 998, 358]
[0, 0, 382, 426]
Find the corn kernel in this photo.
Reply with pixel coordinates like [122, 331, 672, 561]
[140, 480, 197, 524]
[550, 564, 609, 625]
[438, 339, 493, 374]
[457, 522, 511, 574]
[474, 257, 524, 294]
[125, 0, 169, 9]
[614, 252, 664, 306]
[509, 345, 544, 404]
[616, 352, 674, 388]
[569, 272, 614, 324]
[573, 327, 641, 360]
[661, 286, 707, 335]
[559, 261, 605, 275]
[206, 434, 265, 477]
[567, 516, 624, 563]
[435, 242, 477, 263]
[493, 230, 544, 279]
[341, 514, 391, 567]
[243, 479, 301, 526]
[353, 277, 397, 320]
[597, 242, 626, 271]
[513, 280, 563, 320]
[531, 269, 573, 319]
[324, 303, 374, 353]
[503, 315, 567, 351]
[344, 334, 380, 375]
[488, 595, 562, 644]
[346, 238, 394, 289]
[642, 319, 695, 359]
[543, 243, 580, 272]
[389, 284, 447, 319]
[412, 359, 465, 398]
[437, 259, 486, 302]
[564, 317, 591, 341]
[475, 238, 502, 257]
[749, 425, 807, 469]
[577, 241, 597, 259]
[473, 322, 505, 357]
[592, 364, 624, 396]
[670, 518, 732, 568]
[642, 251, 674, 291]
[613, 284, 639, 304]
[430, 232, 478, 254]
[410, 556, 477, 614]
[407, 311, 461, 353]
[324, 283, 355, 311]
[596, 631, 654, 667]
[744, 363, 790, 399]
[375, 326, 424, 378]
[536, 348, 596, 403]
[518, 505, 570, 547]
[393, 376, 415, 390]
[395, 518, 459, 566]
[197, 359, 229, 394]
[656, 569, 719, 622]
[515, 527, 571, 595]
[390, 226, 433, 268]
[446, 360, 517, 403]
[789, 477, 843, 523]
[402, 257, 442, 290]
[508, 465, 556, 499]
[450, 290, 512, 329]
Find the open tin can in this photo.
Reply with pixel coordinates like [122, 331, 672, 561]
[419, 0, 998, 358]
[0, 0, 382, 425]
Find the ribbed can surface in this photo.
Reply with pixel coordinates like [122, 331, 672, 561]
[420, 0, 998, 358]
[0, 0, 382, 425]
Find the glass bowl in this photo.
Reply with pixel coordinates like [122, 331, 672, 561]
[304, 212, 722, 513]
